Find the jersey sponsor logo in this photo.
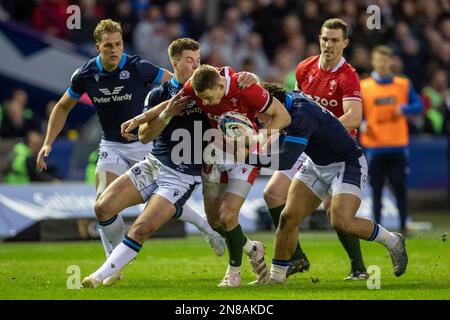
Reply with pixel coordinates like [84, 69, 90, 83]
[207, 111, 247, 123]
[119, 70, 130, 80]
[94, 86, 132, 103]
[303, 93, 338, 108]
[99, 86, 124, 95]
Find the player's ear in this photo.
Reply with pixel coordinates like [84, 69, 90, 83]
[95, 43, 100, 53]
[343, 38, 349, 48]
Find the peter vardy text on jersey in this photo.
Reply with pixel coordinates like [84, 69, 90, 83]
[93, 93, 132, 103]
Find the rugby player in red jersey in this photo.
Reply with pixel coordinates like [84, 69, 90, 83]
[183, 64, 291, 287]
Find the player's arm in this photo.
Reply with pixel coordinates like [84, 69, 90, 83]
[339, 99, 362, 131]
[37, 92, 77, 171]
[262, 97, 291, 131]
[138, 91, 190, 144]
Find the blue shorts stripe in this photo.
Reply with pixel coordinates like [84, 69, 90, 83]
[342, 161, 362, 188]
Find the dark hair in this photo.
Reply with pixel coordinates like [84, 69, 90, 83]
[320, 18, 348, 39]
[261, 82, 286, 104]
[191, 64, 220, 93]
[168, 38, 200, 61]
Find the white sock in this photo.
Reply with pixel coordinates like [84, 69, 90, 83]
[177, 205, 211, 234]
[98, 227, 113, 257]
[227, 264, 241, 275]
[92, 239, 140, 281]
[99, 215, 125, 249]
[270, 262, 288, 283]
[243, 238, 257, 258]
[372, 223, 399, 249]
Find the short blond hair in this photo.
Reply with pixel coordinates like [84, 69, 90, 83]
[191, 65, 220, 93]
[93, 19, 122, 43]
[321, 18, 348, 39]
[372, 45, 393, 57]
[168, 38, 200, 61]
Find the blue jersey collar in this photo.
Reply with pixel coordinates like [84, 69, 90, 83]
[170, 76, 183, 89]
[96, 53, 127, 72]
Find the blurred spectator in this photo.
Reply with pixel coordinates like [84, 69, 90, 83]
[222, 6, 251, 47]
[421, 68, 450, 135]
[32, 0, 69, 39]
[199, 25, 234, 66]
[349, 44, 372, 78]
[110, 0, 138, 46]
[2, 130, 58, 183]
[182, 0, 207, 40]
[235, 32, 270, 78]
[85, 148, 98, 184]
[360, 45, 424, 234]
[265, 48, 297, 89]
[0, 89, 40, 138]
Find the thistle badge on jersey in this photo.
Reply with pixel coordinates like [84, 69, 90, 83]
[120, 70, 130, 80]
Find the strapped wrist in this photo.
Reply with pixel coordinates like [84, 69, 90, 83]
[159, 109, 173, 125]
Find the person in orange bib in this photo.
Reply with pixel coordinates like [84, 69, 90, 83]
[360, 45, 423, 236]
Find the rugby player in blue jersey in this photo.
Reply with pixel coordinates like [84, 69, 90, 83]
[36, 20, 223, 285]
[248, 83, 408, 284]
[80, 38, 259, 288]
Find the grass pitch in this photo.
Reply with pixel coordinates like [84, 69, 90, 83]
[1, 213, 449, 300]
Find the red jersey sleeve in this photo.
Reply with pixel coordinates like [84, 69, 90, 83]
[340, 69, 362, 102]
[242, 83, 272, 113]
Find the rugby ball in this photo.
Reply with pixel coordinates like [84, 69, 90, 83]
[218, 111, 256, 139]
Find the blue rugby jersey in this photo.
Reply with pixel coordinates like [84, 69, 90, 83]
[144, 76, 211, 176]
[67, 53, 164, 143]
[254, 91, 363, 170]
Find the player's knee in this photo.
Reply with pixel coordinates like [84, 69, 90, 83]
[94, 197, 113, 221]
[128, 222, 154, 243]
[330, 214, 352, 234]
[263, 186, 285, 207]
[219, 208, 238, 228]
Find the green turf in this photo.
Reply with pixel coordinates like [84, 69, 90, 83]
[1, 216, 449, 300]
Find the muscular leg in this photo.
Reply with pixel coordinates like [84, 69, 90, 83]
[271, 179, 321, 282]
[264, 172, 307, 265]
[95, 172, 144, 254]
[323, 195, 367, 275]
[83, 194, 176, 285]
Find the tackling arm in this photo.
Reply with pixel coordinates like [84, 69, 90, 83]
[340, 99, 362, 131]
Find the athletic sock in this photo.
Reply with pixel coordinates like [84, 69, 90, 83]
[271, 259, 289, 282]
[213, 226, 227, 237]
[225, 225, 247, 267]
[269, 204, 305, 260]
[368, 221, 399, 249]
[336, 230, 366, 271]
[243, 238, 257, 258]
[176, 205, 211, 234]
[98, 227, 113, 257]
[98, 214, 125, 249]
[92, 236, 141, 281]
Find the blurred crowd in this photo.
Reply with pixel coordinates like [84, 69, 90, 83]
[0, 0, 449, 140]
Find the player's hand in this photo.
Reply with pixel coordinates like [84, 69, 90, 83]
[237, 72, 259, 88]
[36, 145, 51, 171]
[166, 90, 191, 117]
[120, 119, 138, 141]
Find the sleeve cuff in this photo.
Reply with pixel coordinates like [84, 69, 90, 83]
[67, 87, 81, 100]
